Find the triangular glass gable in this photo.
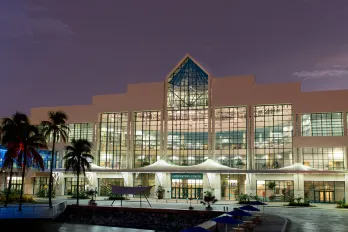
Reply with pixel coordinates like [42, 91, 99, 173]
[167, 57, 209, 108]
[168, 57, 208, 87]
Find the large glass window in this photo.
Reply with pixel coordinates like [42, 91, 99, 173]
[64, 177, 86, 195]
[256, 180, 294, 202]
[166, 57, 209, 165]
[254, 104, 293, 169]
[304, 181, 344, 203]
[302, 147, 345, 170]
[301, 113, 343, 136]
[33, 177, 50, 195]
[98, 178, 124, 196]
[215, 107, 247, 168]
[68, 123, 94, 142]
[134, 111, 162, 168]
[6, 176, 22, 191]
[99, 113, 128, 169]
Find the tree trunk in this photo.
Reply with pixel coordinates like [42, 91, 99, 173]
[48, 131, 56, 208]
[76, 156, 80, 205]
[18, 146, 27, 211]
[4, 164, 14, 207]
[76, 173, 80, 205]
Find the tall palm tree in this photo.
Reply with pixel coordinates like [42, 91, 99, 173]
[40, 111, 69, 208]
[63, 139, 94, 205]
[1, 142, 20, 207]
[1, 112, 46, 211]
[1, 113, 28, 207]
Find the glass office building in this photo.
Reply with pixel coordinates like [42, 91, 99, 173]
[1, 55, 348, 203]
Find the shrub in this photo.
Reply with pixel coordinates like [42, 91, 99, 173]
[288, 202, 310, 207]
[0, 194, 36, 203]
[70, 190, 90, 199]
[37, 189, 55, 198]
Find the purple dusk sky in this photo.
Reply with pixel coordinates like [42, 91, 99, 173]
[1, 0, 348, 117]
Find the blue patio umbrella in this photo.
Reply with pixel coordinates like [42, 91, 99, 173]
[212, 216, 243, 232]
[227, 209, 252, 217]
[180, 227, 210, 232]
[250, 200, 267, 205]
[239, 205, 260, 211]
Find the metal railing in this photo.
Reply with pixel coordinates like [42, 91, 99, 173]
[0, 201, 67, 219]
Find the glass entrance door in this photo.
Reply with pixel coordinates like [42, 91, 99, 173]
[314, 190, 334, 203]
[171, 179, 203, 199]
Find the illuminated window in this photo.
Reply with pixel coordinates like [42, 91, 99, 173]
[302, 147, 344, 170]
[166, 57, 209, 165]
[133, 111, 162, 168]
[99, 113, 128, 169]
[254, 104, 293, 170]
[214, 107, 247, 168]
[302, 113, 343, 136]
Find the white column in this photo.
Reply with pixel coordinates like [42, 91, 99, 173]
[213, 174, 221, 200]
[57, 173, 65, 196]
[246, 174, 256, 195]
[345, 174, 348, 203]
[24, 174, 33, 195]
[163, 173, 171, 199]
[293, 174, 304, 199]
[128, 112, 134, 169]
[248, 105, 255, 170]
[211, 107, 216, 160]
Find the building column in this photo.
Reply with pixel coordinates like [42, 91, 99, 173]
[24, 174, 33, 195]
[246, 174, 256, 195]
[345, 174, 348, 203]
[213, 174, 221, 200]
[211, 107, 216, 160]
[293, 174, 304, 199]
[247, 105, 255, 170]
[55, 173, 64, 196]
[128, 112, 134, 169]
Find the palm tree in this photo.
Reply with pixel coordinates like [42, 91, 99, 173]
[40, 111, 69, 208]
[63, 139, 94, 205]
[1, 142, 20, 207]
[1, 112, 46, 211]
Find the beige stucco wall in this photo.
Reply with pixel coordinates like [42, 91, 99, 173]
[30, 69, 348, 123]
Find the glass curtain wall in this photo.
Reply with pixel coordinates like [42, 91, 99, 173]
[98, 178, 124, 196]
[33, 177, 50, 195]
[99, 113, 128, 169]
[256, 180, 294, 202]
[166, 57, 209, 165]
[301, 113, 343, 136]
[68, 123, 94, 142]
[304, 181, 344, 203]
[254, 104, 293, 169]
[64, 177, 86, 195]
[133, 111, 162, 168]
[214, 107, 247, 168]
[302, 147, 345, 170]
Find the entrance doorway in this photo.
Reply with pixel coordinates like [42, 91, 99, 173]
[315, 190, 335, 203]
[171, 173, 203, 199]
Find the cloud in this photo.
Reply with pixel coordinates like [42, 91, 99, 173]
[293, 69, 348, 80]
[0, 2, 72, 39]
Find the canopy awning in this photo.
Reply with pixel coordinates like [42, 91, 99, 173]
[129, 159, 238, 173]
[277, 163, 319, 171]
[112, 186, 153, 195]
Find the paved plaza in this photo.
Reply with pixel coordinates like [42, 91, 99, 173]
[51, 198, 348, 231]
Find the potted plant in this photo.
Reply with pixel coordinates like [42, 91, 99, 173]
[155, 185, 165, 199]
[269, 194, 275, 202]
[200, 189, 218, 210]
[86, 188, 98, 206]
[267, 181, 276, 190]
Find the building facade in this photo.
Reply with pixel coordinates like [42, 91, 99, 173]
[1, 55, 348, 203]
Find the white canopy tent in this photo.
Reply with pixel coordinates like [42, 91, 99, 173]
[277, 163, 319, 171]
[130, 159, 238, 173]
